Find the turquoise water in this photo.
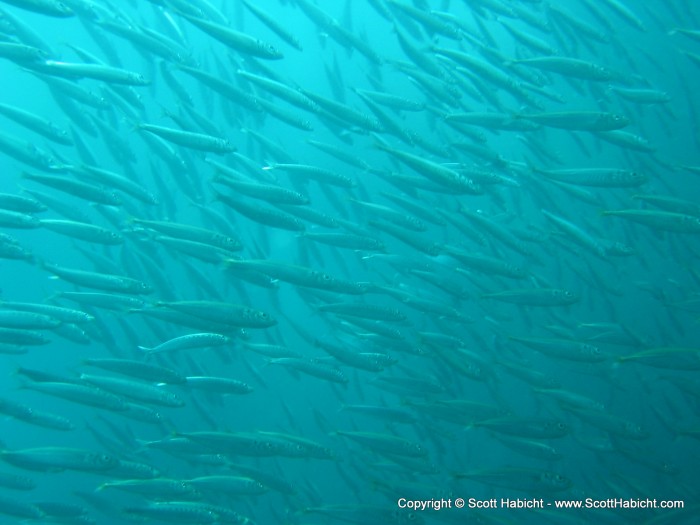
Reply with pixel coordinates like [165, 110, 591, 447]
[0, 1, 699, 524]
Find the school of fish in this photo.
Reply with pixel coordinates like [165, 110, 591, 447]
[0, 0, 699, 524]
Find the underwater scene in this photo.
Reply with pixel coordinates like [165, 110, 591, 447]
[0, 0, 699, 523]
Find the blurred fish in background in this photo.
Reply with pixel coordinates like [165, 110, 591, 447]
[0, 0, 698, 523]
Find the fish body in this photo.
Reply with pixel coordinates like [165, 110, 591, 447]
[0, 132, 66, 171]
[317, 302, 406, 322]
[99, 478, 199, 499]
[513, 57, 622, 81]
[454, 467, 572, 493]
[185, 376, 253, 395]
[138, 333, 230, 354]
[187, 475, 267, 495]
[79, 374, 185, 407]
[131, 219, 241, 251]
[23, 380, 128, 411]
[618, 347, 700, 370]
[301, 232, 385, 251]
[521, 112, 629, 131]
[0, 309, 60, 329]
[474, 415, 570, 439]
[225, 259, 368, 294]
[336, 431, 426, 457]
[138, 123, 235, 154]
[602, 210, 700, 233]
[0, 3, 694, 522]
[0, 0, 73, 18]
[83, 358, 186, 384]
[22, 172, 121, 204]
[154, 301, 276, 328]
[0, 396, 74, 430]
[1, 447, 118, 473]
[269, 358, 349, 384]
[30, 60, 149, 85]
[535, 167, 647, 187]
[42, 262, 152, 294]
[214, 192, 307, 231]
[179, 12, 283, 60]
[0, 103, 72, 144]
[39, 219, 123, 244]
[509, 335, 608, 362]
[124, 501, 218, 524]
[482, 288, 579, 306]
[0, 42, 49, 63]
